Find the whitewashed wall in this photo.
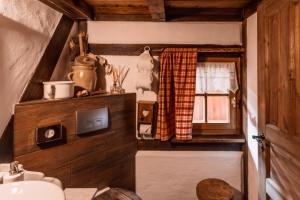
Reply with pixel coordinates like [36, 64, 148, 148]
[246, 13, 259, 200]
[136, 151, 243, 200]
[0, 0, 62, 137]
[88, 21, 242, 45]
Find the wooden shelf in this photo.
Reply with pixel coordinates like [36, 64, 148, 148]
[16, 93, 136, 106]
[171, 135, 245, 144]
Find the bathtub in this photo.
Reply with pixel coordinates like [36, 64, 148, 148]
[136, 151, 243, 200]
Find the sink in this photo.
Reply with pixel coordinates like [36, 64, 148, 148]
[0, 180, 65, 200]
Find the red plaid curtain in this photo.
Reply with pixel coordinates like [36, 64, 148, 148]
[156, 48, 198, 141]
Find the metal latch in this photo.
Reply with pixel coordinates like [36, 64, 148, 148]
[252, 134, 266, 151]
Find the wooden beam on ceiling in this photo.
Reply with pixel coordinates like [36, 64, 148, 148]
[242, 0, 262, 19]
[39, 0, 93, 19]
[147, 0, 166, 21]
[166, 8, 243, 22]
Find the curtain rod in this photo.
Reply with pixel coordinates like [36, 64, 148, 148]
[148, 47, 245, 53]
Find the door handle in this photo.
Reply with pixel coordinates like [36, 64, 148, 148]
[252, 134, 265, 141]
[252, 134, 265, 151]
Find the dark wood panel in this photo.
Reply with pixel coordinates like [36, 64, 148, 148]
[85, 0, 257, 21]
[94, 14, 152, 21]
[14, 94, 136, 156]
[94, 5, 149, 15]
[171, 135, 245, 144]
[85, 0, 148, 7]
[166, 8, 243, 22]
[137, 140, 244, 151]
[241, 19, 248, 200]
[147, 0, 166, 21]
[38, 0, 93, 19]
[0, 116, 13, 163]
[165, 0, 254, 9]
[21, 16, 74, 102]
[14, 94, 137, 189]
[89, 44, 244, 56]
[242, 0, 261, 18]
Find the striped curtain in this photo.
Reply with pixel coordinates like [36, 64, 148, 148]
[156, 48, 198, 141]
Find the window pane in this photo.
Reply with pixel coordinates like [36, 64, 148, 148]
[207, 96, 230, 123]
[193, 96, 205, 123]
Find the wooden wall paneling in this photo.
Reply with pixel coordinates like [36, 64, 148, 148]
[21, 16, 74, 102]
[147, 0, 166, 21]
[296, 2, 300, 139]
[0, 116, 13, 162]
[89, 44, 244, 56]
[14, 94, 137, 189]
[38, 0, 94, 19]
[15, 94, 136, 155]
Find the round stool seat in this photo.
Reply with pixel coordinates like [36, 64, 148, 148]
[196, 178, 234, 200]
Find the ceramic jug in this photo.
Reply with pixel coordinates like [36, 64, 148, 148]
[68, 65, 97, 92]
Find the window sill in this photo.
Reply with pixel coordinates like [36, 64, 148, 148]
[171, 135, 245, 144]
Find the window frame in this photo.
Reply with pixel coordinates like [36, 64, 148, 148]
[192, 57, 241, 135]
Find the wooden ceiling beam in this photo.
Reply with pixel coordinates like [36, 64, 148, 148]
[166, 8, 243, 22]
[39, 0, 93, 19]
[242, 0, 262, 19]
[147, 0, 166, 21]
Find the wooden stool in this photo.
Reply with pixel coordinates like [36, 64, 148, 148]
[196, 178, 237, 200]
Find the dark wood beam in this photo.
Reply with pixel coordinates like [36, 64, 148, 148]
[166, 8, 243, 22]
[242, 0, 262, 19]
[147, 0, 166, 21]
[89, 44, 244, 56]
[95, 14, 152, 21]
[39, 0, 93, 19]
[21, 16, 74, 102]
[0, 116, 13, 162]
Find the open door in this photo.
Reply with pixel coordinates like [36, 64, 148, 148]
[257, 0, 300, 199]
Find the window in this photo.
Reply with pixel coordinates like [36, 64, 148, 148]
[193, 57, 241, 135]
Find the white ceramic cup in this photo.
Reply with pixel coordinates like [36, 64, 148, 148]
[43, 81, 74, 100]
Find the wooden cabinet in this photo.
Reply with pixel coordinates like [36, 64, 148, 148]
[258, 0, 300, 199]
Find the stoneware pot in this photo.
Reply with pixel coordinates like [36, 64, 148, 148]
[68, 65, 97, 92]
[43, 81, 74, 100]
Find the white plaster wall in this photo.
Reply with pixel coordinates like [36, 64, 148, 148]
[136, 151, 243, 200]
[246, 13, 259, 200]
[88, 21, 242, 45]
[0, 0, 62, 136]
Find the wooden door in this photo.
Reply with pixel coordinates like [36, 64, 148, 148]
[257, 0, 300, 199]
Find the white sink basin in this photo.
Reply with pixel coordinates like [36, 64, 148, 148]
[0, 180, 65, 200]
